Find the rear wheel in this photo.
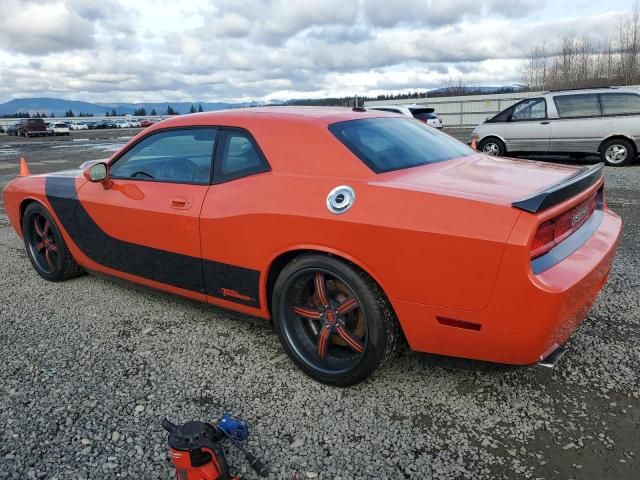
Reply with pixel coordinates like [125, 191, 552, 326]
[272, 254, 398, 387]
[601, 138, 634, 166]
[479, 137, 505, 156]
[22, 203, 84, 282]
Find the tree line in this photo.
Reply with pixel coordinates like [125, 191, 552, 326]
[2, 103, 205, 118]
[521, 1, 640, 90]
[1, 111, 95, 118]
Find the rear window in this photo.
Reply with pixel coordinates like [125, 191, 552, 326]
[600, 93, 640, 115]
[554, 94, 601, 118]
[370, 107, 402, 114]
[411, 110, 438, 120]
[329, 118, 473, 173]
[27, 119, 45, 125]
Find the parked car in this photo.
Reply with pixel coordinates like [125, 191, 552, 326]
[367, 104, 443, 128]
[129, 119, 141, 128]
[47, 122, 70, 136]
[96, 120, 117, 129]
[70, 122, 88, 130]
[472, 86, 640, 166]
[17, 118, 48, 137]
[6, 123, 19, 136]
[2, 107, 622, 386]
[114, 120, 130, 128]
[140, 119, 155, 127]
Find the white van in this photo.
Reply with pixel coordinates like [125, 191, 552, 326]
[367, 104, 443, 129]
[471, 87, 640, 166]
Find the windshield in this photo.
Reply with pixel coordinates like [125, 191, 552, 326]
[329, 118, 473, 173]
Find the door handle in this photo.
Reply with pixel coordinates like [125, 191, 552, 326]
[170, 196, 193, 210]
[540, 121, 550, 125]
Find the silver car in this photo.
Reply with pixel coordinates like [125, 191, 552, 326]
[367, 104, 444, 128]
[471, 87, 640, 166]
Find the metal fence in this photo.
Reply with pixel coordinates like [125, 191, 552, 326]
[364, 90, 545, 127]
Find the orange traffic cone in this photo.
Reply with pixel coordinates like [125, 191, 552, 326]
[19, 157, 30, 176]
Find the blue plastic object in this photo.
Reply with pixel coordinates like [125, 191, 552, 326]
[218, 414, 249, 441]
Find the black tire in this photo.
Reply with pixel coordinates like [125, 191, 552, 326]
[478, 137, 505, 157]
[22, 203, 84, 282]
[601, 138, 635, 167]
[272, 254, 399, 387]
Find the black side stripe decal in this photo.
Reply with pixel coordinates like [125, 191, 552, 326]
[45, 176, 260, 308]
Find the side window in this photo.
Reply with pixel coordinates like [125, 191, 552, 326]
[600, 93, 640, 115]
[213, 130, 270, 183]
[109, 128, 216, 184]
[554, 94, 601, 118]
[511, 98, 546, 121]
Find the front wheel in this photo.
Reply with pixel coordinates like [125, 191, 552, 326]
[601, 138, 635, 166]
[22, 203, 84, 282]
[272, 254, 399, 387]
[479, 138, 505, 156]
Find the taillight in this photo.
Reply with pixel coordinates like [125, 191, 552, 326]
[531, 221, 555, 258]
[530, 192, 598, 259]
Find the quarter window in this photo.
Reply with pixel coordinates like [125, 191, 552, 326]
[213, 130, 270, 183]
[109, 128, 216, 184]
[600, 93, 640, 115]
[554, 94, 601, 118]
[510, 98, 546, 121]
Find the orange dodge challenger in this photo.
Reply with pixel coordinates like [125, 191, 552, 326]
[3, 107, 622, 386]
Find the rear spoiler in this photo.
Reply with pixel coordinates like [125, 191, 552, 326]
[512, 163, 604, 213]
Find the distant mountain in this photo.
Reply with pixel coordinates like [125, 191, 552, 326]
[0, 97, 265, 117]
[0, 98, 117, 116]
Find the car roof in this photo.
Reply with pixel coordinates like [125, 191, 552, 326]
[153, 106, 399, 129]
[117, 107, 405, 179]
[545, 86, 640, 96]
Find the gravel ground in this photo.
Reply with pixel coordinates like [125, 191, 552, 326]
[0, 133, 638, 479]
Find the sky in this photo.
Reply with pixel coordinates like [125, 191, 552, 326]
[0, 0, 633, 104]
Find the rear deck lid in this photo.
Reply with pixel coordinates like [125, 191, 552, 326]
[377, 154, 583, 206]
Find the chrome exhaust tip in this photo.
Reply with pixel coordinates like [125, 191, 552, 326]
[537, 344, 568, 368]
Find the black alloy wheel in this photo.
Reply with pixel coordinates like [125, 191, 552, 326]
[22, 203, 84, 282]
[273, 254, 398, 387]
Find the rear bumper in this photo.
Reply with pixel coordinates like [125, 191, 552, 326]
[393, 208, 622, 365]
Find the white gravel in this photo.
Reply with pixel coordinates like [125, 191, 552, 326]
[0, 143, 638, 479]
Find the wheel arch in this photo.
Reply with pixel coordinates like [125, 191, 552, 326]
[263, 246, 397, 324]
[598, 135, 637, 155]
[18, 197, 48, 237]
[478, 135, 507, 151]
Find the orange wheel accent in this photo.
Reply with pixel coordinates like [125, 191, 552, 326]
[315, 272, 329, 306]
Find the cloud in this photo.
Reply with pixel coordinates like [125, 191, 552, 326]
[0, 0, 138, 55]
[0, 1, 95, 54]
[0, 0, 628, 103]
[362, 0, 546, 28]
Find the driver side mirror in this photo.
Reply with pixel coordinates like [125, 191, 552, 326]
[84, 162, 112, 189]
[507, 114, 514, 122]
